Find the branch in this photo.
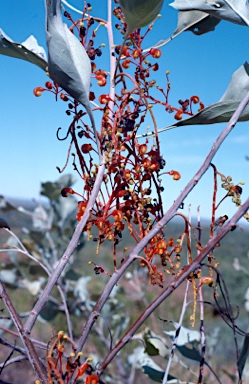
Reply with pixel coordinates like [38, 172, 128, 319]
[0, 281, 47, 382]
[0, 355, 27, 369]
[75, 90, 249, 353]
[23, 154, 106, 335]
[97, 196, 249, 374]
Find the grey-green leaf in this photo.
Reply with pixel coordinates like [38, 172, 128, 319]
[165, 325, 200, 346]
[39, 301, 59, 323]
[143, 366, 177, 382]
[41, 174, 76, 200]
[0, 28, 47, 71]
[0, 195, 17, 211]
[144, 10, 220, 51]
[173, 10, 220, 35]
[157, 62, 249, 132]
[143, 328, 170, 358]
[119, 0, 164, 33]
[127, 346, 173, 381]
[169, 0, 249, 26]
[45, 0, 100, 155]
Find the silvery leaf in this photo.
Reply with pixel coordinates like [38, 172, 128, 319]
[53, 195, 78, 228]
[165, 325, 201, 346]
[173, 10, 220, 35]
[21, 35, 47, 61]
[150, 62, 249, 133]
[119, 0, 164, 33]
[128, 346, 178, 382]
[0, 268, 18, 286]
[169, 0, 249, 26]
[22, 277, 46, 295]
[143, 328, 170, 358]
[0, 28, 47, 71]
[74, 276, 91, 302]
[45, 0, 100, 154]
[32, 205, 49, 231]
[144, 10, 220, 51]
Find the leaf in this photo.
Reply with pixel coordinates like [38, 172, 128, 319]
[157, 62, 249, 132]
[144, 10, 220, 51]
[41, 174, 77, 200]
[32, 206, 49, 232]
[39, 301, 58, 323]
[22, 277, 46, 296]
[64, 268, 82, 281]
[165, 325, 201, 346]
[56, 173, 77, 188]
[173, 10, 221, 35]
[54, 195, 78, 228]
[169, 0, 249, 26]
[142, 366, 177, 382]
[74, 276, 91, 302]
[0, 269, 18, 286]
[219, 62, 249, 102]
[176, 344, 201, 362]
[0, 28, 47, 71]
[238, 333, 249, 379]
[41, 181, 61, 201]
[45, 0, 100, 155]
[119, 0, 164, 33]
[143, 328, 170, 358]
[127, 346, 177, 382]
[0, 196, 16, 211]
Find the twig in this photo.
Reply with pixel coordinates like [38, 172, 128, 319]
[162, 205, 192, 384]
[0, 355, 27, 369]
[0, 244, 73, 339]
[0, 281, 47, 382]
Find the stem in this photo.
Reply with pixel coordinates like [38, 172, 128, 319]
[23, 154, 106, 335]
[1, 243, 73, 339]
[0, 281, 47, 383]
[162, 206, 192, 383]
[162, 280, 191, 384]
[107, 0, 116, 102]
[75, 90, 249, 353]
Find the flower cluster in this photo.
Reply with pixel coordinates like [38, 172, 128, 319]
[46, 331, 98, 384]
[32, 3, 209, 287]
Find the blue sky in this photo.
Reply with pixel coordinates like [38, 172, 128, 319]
[1, 1, 249, 221]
